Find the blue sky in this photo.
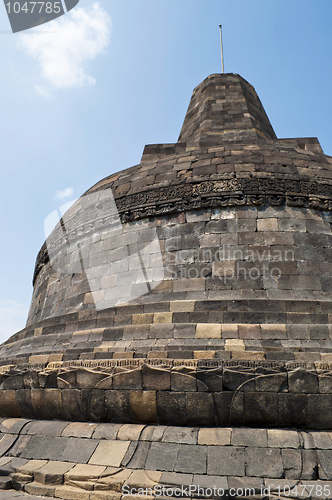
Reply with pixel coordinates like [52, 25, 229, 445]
[0, 0, 331, 343]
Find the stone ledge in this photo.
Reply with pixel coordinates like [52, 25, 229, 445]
[1, 419, 332, 498]
[0, 362, 331, 427]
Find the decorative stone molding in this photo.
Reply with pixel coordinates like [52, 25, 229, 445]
[117, 176, 332, 222]
[0, 361, 331, 428]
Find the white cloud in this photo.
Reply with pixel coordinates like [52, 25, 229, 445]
[18, 3, 111, 94]
[0, 300, 29, 345]
[55, 187, 74, 201]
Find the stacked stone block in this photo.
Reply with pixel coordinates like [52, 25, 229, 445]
[1, 418, 332, 497]
[1, 74, 332, 499]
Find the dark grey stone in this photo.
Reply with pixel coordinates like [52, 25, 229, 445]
[23, 420, 68, 437]
[157, 392, 187, 426]
[145, 442, 180, 471]
[288, 368, 319, 393]
[162, 427, 197, 445]
[174, 445, 207, 474]
[160, 472, 194, 487]
[126, 441, 151, 469]
[207, 447, 245, 476]
[255, 372, 287, 392]
[317, 450, 332, 480]
[277, 393, 307, 428]
[105, 390, 130, 423]
[246, 448, 283, 478]
[59, 437, 98, 463]
[186, 393, 216, 426]
[301, 450, 319, 479]
[231, 428, 267, 448]
[22, 436, 67, 461]
[281, 449, 302, 479]
[307, 395, 332, 429]
[223, 370, 255, 391]
[244, 393, 278, 427]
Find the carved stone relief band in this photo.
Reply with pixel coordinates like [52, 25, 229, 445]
[117, 176, 332, 222]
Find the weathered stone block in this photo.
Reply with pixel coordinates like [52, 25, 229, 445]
[89, 390, 108, 422]
[238, 324, 261, 339]
[186, 392, 216, 426]
[278, 393, 307, 428]
[34, 461, 75, 485]
[163, 426, 197, 445]
[29, 389, 49, 420]
[104, 390, 130, 423]
[26, 483, 57, 497]
[257, 218, 278, 231]
[317, 450, 332, 480]
[89, 441, 130, 467]
[267, 429, 300, 449]
[244, 393, 278, 427]
[246, 448, 283, 478]
[157, 392, 186, 426]
[113, 369, 142, 390]
[301, 449, 319, 479]
[213, 392, 244, 427]
[62, 389, 84, 421]
[194, 350, 216, 359]
[255, 372, 287, 392]
[142, 365, 170, 391]
[224, 339, 245, 351]
[207, 446, 245, 476]
[223, 369, 255, 391]
[129, 391, 157, 424]
[145, 442, 180, 471]
[196, 368, 222, 392]
[307, 394, 332, 429]
[174, 445, 207, 474]
[231, 428, 267, 447]
[15, 389, 37, 419]
[23, 435, 67, 461]
[195, 323, 221, 339]
[43, 389, 67, 420]
[62, 422, 97, 438]
[171, 367, 197, 392]
[310, 432, 332, 449]
[3, 374, 24, 390]
[289, 368, 319, 393]
[198, 428, 231, 446]
[281, 449, 302, 479]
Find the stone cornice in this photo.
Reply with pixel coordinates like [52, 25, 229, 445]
[117, 176, 332, 223]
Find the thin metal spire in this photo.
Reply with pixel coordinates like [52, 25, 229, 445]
[219, 24, 225, 74]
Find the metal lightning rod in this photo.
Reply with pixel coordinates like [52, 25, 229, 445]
[219, 24, 225, 74]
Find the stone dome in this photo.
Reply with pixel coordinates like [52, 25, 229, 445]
[1, 73, 332, 429]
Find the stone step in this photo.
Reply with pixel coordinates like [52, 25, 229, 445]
[0, 474, 12, 489]
[0, 464, 14, 476]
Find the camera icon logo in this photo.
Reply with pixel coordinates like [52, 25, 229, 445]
[3, 0, 80, 33]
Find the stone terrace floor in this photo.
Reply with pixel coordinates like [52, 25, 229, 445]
[0, 419, 332, 499]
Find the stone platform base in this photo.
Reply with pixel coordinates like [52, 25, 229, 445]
[0, 418, 331, 499]
[0, 360, 332, 429]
